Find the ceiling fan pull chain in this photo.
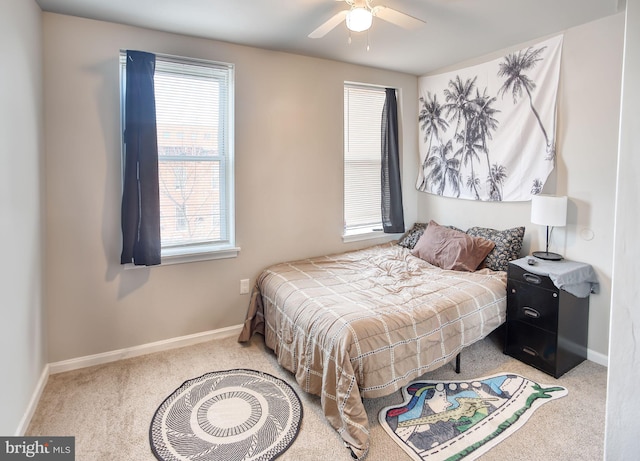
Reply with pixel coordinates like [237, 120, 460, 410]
[366, 29, 370, 51]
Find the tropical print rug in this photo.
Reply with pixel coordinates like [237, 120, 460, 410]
[150, 369, 302, 461]
[379, 373, 567, 461]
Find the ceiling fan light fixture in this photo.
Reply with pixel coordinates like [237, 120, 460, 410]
[346, 7, 373, 32]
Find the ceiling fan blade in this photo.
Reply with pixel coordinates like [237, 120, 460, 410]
[308, 10, 349, 38]
[373, 6, 425, 29]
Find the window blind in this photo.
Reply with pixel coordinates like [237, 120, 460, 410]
[344, 84, 386, 233]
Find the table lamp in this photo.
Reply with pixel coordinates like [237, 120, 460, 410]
[531, 194, 567, 261]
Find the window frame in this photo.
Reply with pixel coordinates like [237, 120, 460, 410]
[119, 51, 238, 266]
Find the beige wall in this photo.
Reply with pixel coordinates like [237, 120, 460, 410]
[415, 13, 625, 361]
[0, 0, 45, 434]
[42, 10, 624, 365]
[42, 13, 418, 362]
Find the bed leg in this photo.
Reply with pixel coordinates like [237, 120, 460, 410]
[455, 353, 461, 374]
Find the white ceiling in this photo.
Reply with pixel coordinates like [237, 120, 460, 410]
[35, 0, 623, 75]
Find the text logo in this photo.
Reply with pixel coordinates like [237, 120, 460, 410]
[0, 437, 74, 460]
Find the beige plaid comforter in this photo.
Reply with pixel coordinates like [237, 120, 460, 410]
[238, 243, 507, 459]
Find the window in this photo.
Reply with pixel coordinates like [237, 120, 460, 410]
[343, 83, 386, 237]
[120, 52, 236, 262]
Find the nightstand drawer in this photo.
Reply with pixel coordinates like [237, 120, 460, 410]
[504, 321, 557, 376]
[508, 263, 558, 292]
[507, 280, 559, 332]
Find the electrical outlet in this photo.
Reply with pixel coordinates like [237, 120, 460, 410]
[240, 279, 250, 295]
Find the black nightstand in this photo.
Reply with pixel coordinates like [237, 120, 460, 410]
[504, 258, 591, 378]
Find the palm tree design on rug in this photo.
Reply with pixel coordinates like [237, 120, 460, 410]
[498, 45, 555, 160]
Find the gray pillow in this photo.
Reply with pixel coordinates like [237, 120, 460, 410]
[397, 223, 427, 249]
[466, 226, 525, 271]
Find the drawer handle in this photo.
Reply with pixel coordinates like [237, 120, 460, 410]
[522, 346, 538, 357]
[522, 273, 542, 284]
[523, 307, 541, 319]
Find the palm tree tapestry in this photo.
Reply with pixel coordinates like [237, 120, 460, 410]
[416, 35, 563, 201]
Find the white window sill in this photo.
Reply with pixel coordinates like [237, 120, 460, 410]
[343, 228, 400, 243]
[162, 246, 240, 265]
[124, 245, 240, 269]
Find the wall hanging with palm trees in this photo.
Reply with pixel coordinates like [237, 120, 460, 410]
[416, 35, 563, 201]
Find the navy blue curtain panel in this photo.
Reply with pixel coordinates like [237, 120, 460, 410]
[381, 88, 405, 233]
[120, 50, 161, 266]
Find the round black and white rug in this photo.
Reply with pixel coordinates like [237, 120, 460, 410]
[150, 369, 302, 461]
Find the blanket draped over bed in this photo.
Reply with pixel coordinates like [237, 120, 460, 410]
[238, 243, 507, 459]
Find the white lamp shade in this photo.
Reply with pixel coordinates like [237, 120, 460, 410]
[531, 195, 568, 227]
[346, 7, 373, 32]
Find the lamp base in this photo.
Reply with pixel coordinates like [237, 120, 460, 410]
[532, 250, 563, 261]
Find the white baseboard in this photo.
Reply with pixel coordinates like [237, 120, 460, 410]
[16, 364, 50, 436]
[18, 325, 243, 436]
[18, 325, 243, 435]
[49, 324, 243, 375]
[588, 348, 609, 367]
[24, 325, 606, 437]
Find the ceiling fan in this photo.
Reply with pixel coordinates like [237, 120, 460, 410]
[308, 0, 425, 39]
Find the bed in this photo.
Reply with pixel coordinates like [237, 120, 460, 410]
[238, 222, 524, 459]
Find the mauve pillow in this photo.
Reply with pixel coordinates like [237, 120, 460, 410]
[412, 221, 496, 271]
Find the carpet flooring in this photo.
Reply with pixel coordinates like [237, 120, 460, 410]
[26, 327, 606, 460]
